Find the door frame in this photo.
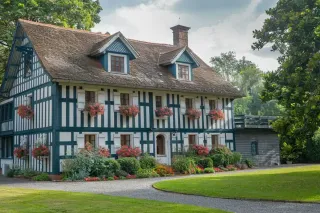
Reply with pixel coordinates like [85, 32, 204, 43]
[155, 132, 171, 165]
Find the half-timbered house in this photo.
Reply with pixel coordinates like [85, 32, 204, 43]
[0, 20, 242, 174]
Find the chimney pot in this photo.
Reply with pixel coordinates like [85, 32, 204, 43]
[170, 25, 190, 47]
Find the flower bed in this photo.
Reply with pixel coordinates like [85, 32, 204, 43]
[192, 145, 209, 156]
[155, 107, 173, 118]
[208, 109, 224, 120]
[119, 105, 139, 117]
[84, 103, 104, 117]
[17, 105, 34, 119]
[185, 108, 201, 120]
[32, 145, 49, 158]
[14, 147, 28, 159]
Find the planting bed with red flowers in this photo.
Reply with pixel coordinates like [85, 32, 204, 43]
[116, 145, 141, 157]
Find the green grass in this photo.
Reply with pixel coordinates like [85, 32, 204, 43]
[0, 187, 228, 213]
[154, 165, 320, 203]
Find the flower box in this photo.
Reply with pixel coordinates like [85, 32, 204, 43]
[119, 105, 139, 117]
[84, 103, 104, 117]
[185, 108, 201, 120]
[32, 145, 50, 158]
[208, 109, 224, 120]
[17, 105, 34, 119]
[14, 147, 29, 159]
[155, 107, 173, 118]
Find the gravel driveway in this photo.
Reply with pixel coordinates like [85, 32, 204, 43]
[1, 169, 319, 213]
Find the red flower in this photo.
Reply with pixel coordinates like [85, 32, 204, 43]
[116, 146, 141, 157]
[17, 105, 34, 119]
[32, 145, 49, 158]
[208, 109, 224, 120]
[155, 107, 173, 117]
[192, 145, 209, 156]
[119, 105, 140, 117]
[14, 147, 28, 159]
[98, 147, 110, 157]
[185, 108, 201, 120]
[126, 174, 136, 179]
[84, 103, 104, 117]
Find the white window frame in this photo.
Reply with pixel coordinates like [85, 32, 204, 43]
[108, 53, 128, 74]
[153, 94, 167, 119]
[119, 92, 132, 106]
[176, 63, 191, 81]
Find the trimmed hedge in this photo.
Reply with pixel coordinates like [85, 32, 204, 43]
[117, 157, 140, 175]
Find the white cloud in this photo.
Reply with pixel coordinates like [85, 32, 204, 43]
[93, 0, 279, 71]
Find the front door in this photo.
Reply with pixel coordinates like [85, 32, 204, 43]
[156, 134, 170, 165]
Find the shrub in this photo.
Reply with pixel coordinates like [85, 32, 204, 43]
[104, 159, 120, 174]
[192, 145, 209, 156]
[6, 167, 22, 178]
[172, 156, 196, 174]
[226, 165, 237, 171]
[195, 166, 204, 174]
[115, 169, 128, 177]
[116, 146, 141, 158]
[197, 157, 213, 168]
[230, 152, 242, 164]
[136, 169, 160, 178]
[211, 154, 226, 167]
[117, 157, 140, 175]
[155, 164, 174, 177]
[140, 154, 156, 169]
[244, 158, 254, 168]
[107, 176, 114, 181]
[23, 169, 40, 179]
[204, 167, 215, 173]
[32, 173, 51, 181]
[307, 128, 320, 162]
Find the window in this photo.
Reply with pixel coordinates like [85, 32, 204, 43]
[155, 96, 162, 109]
[24, 53, 32, 77]
[185, 98, 193, 109]
[120, 93, 130, 105]
[0, 103, 13, 122]
[212, 135, 219, 149]
[209, 100, 216, 110]
[156, 135, 165, 155]
[121, 135, 131, 147]
[178, 64, 190, 80]
[251, 141, 258, 156]
[85, 91, 95, 105]
[85, 135, 96, 148]
[188, 135, 196, 146]
[111, 55, 125, 72]
[0, 137, 13, 158]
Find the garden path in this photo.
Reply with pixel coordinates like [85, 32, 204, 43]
[1, 165, 319, 213]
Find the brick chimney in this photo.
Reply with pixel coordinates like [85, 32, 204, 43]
[170, 25, 190, 47]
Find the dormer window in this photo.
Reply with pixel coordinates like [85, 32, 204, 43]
[108, 53, 127, 74]
[177, 63, 190, 81]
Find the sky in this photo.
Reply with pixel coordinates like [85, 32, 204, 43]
[93, 0, 279, 71]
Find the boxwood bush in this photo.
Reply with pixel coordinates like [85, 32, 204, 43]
[172, 156, 196, 174]
[139, 154, 156, 169]
[117, 157, 140, 175]
[197, 157, 213, 168]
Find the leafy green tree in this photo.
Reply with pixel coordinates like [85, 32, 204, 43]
[0, 0, 102, 83]
[211, 51, 282, 116]
[252, 0, 320, 161]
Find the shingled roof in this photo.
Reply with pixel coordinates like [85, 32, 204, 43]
[18, 19, 242, 97]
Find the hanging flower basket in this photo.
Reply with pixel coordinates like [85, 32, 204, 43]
[32, 144, 50, 158]
[185, 108, 201, 120]
[84, 103, 104, 117]
[119, 105, 140, 117]
[208, 109, 225, 120]
[116, 145, 141, 157]
[17, 105, 34, 119]
[14, 147, 29, 159]
[155, 107, 173, 118]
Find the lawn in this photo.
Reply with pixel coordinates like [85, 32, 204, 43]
[0, 187, 228, 213]
[154, 165, 320, 203]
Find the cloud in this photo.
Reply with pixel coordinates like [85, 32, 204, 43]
[93, 0, 279, 71]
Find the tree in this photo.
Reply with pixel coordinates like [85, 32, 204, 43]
[0, 0, 102, 83]
[210, 51, 282, 116]
[252, 0, 320, 161]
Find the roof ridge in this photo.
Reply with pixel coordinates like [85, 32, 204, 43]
[128, 38, 174, 47]
[19, 19, 109, 36]
[159, 46, 186, 55]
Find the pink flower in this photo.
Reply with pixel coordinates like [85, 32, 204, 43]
[17, 105, 34, 119]
[116, 146, 141, 157]
[155, 107, 173, 117]
[185, 108, 201, 120]
[84, 103, 104, 117]
[208, 109, 224, 120]
[119, 105, 140, 117]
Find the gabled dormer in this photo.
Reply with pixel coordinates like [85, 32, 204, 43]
[90, 32, 139, 74]
[159, 46, 200, 81]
